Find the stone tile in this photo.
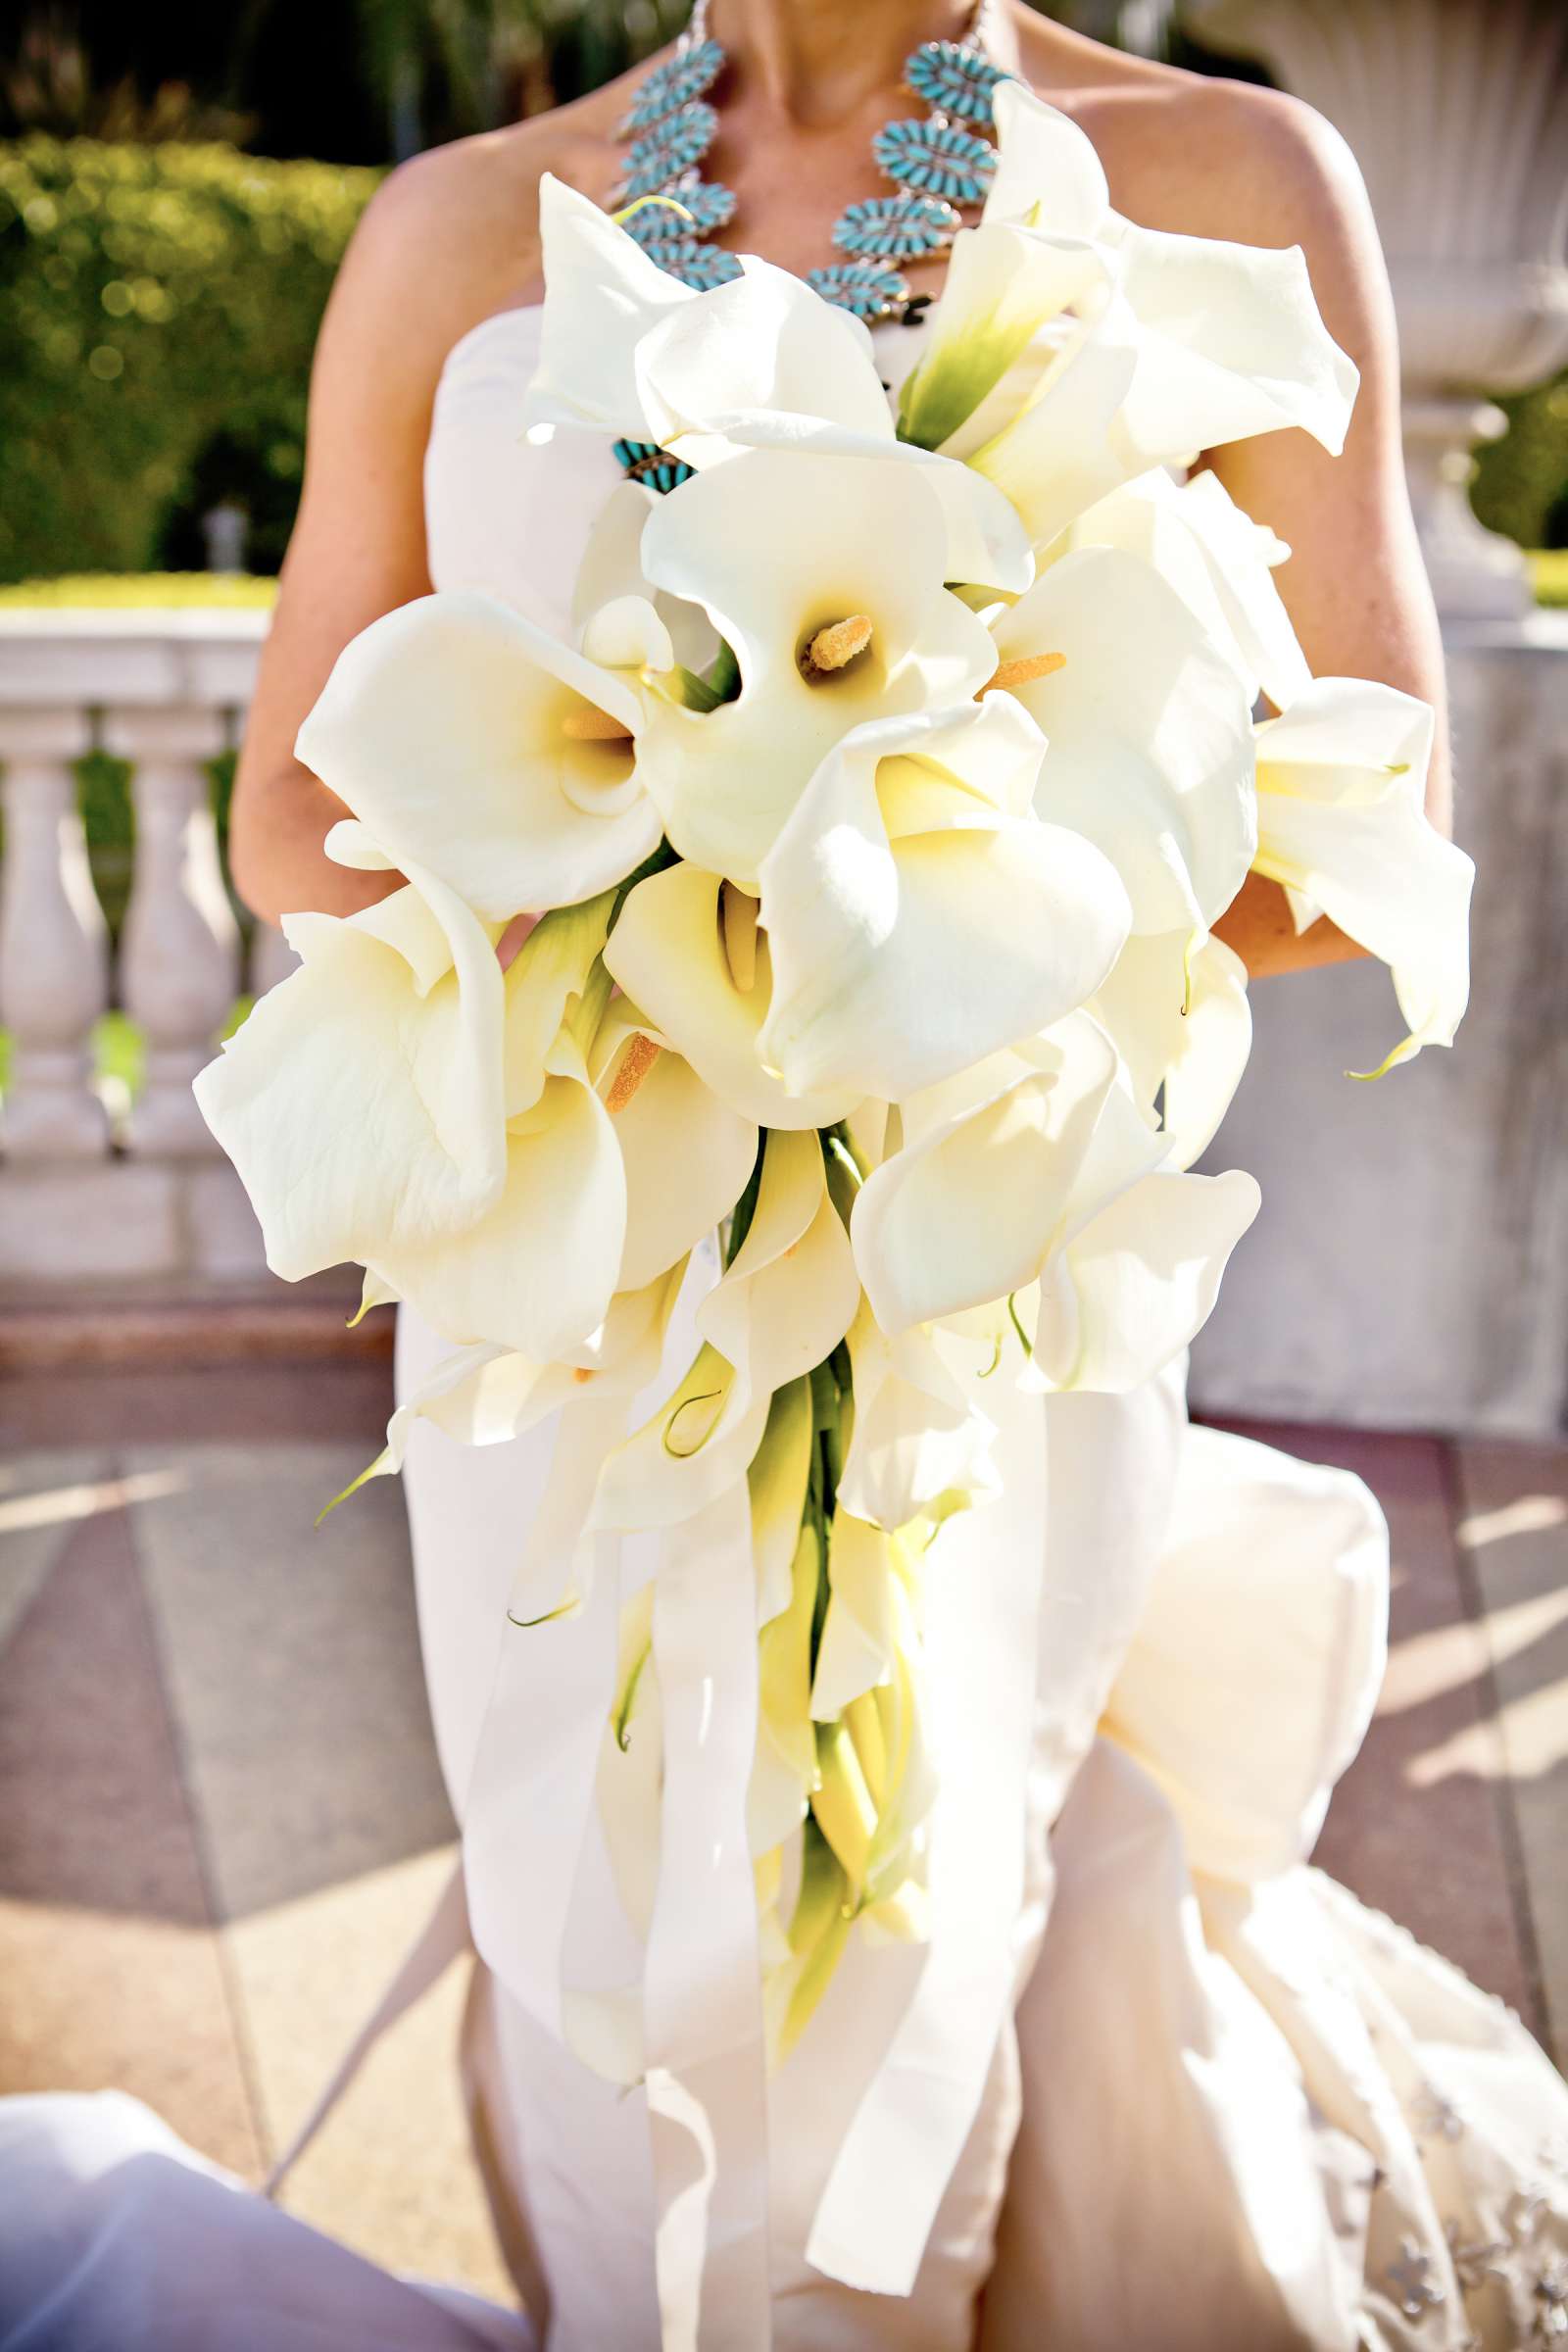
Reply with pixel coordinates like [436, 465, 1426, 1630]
[0, 1450, 109, 1660]
[0, 1358, 394, 1454]
[124, 1443, 455, 1920]
[233, 1845, 513, 2301]
[1455, 1440, 1568, 2065]
[0, 1494, 261, 2173]
[1204, 1417, 1536, 2028]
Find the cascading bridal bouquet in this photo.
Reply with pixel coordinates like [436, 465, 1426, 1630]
[196, 81, 1472, 2336]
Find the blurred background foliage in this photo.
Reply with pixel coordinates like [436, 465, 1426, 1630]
[0, 0, 1564, 586]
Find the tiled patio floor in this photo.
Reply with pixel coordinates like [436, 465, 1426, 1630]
[1, 1356, 1564, 2303]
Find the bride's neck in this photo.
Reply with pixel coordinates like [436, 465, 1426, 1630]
[710, 0, 985, 122]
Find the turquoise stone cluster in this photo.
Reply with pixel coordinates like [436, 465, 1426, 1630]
[611, 7, 1013, 327]
[610, 6, 1012, 496]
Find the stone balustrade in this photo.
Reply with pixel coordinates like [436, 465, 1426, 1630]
[0, 610, 280, 1288]
[1, 600, 1564, 1429]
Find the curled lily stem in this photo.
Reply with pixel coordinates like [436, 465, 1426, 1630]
[612, 192, 695, 229]
[663, 1389, 724, 1458]
[613, 1638, 652, 1750]
[508, 1596, 579, 1630]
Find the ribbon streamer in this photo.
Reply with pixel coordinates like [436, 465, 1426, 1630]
[645, 1480, 774, 2350]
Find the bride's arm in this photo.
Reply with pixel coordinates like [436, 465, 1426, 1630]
[228, 136, 545, 927]
[1158, 84, 1452, 979]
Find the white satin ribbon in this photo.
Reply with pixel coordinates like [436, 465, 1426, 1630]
[807, 1380, 1049, 2296]
[644, 1480, 773, 2351]
[462, 1395, 625, 2046]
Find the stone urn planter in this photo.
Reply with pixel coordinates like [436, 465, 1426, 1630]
[1184, 0, 1568, 618]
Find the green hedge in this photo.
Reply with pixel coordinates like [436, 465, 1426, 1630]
[3, 135, 1565, 589]
[1472, 369, 1568, 554]
[0, 137, 380, 584]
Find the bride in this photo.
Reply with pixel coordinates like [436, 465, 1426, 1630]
[5, 5, 1565, 2349]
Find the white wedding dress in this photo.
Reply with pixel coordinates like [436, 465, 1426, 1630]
[2, 303, 1564, 2352]
[401, 307, 1568, 2352]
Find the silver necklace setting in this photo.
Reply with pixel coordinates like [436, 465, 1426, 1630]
[612, 0, 1015, 327]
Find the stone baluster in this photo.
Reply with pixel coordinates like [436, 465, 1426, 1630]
[105, 706, 241, 1156]
[0, 707, 111, 1159]
[249, 920, 300, 1000]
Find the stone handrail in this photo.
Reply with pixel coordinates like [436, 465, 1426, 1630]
[0, 610, 282, 1288]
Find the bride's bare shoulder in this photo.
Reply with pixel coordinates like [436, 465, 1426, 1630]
[1013, 12, 1367, 251]
[320, 75, 633, 370]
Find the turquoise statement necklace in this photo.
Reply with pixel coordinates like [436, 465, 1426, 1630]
[612, 0, 1014, 326]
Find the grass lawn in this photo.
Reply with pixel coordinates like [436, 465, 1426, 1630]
[1531, 549, 1568, 608]
[0, 572, 277, 611]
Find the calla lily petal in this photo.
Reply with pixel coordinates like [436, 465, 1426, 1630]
[604, 861, 859, 1129]
[1111, 218, 1359, 466]
[591, 1002, 760, 1290]
[759, 699, 1130, 1102]
[503, 893, 615, 1118]
[522, 172, 695, 444]
[898, 221, 1108, 456]
[1251, 679, 1473, 1072]
[383, 1262, 689, 1471]
[992, 545, 1258, 936]
[1093, 930, 1253, 1171]
[194, 861, 507, 1280]
[296, 589, 662, 922]
[636, 449, 999, 885]
[1060, 467, 1311, 713]
[837, 1306, 1000, 1533]
[1033, 1164, 1261, 1392]
[371, 1024, 626, 1360]
[851, 1017, 1118, 1335]
[592, 1129, 856, 1533]
[810, 1511, 899, 1723]
[986, 80, 1110, 235]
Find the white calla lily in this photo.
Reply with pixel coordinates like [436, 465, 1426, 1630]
[592, 1128, 858, 1533]
[952, 88, 1356, 552]
[195, 861, 626, 1359]
[296, 588, 667, 922]
[195, 866, 504, 1278]
[1059, 466, 1311, 712]
[1251, 678, 1473, 1075]
[897, 220, 1110, 458]
[375, 1020, 623, 1363]
[571, 480, 720, 673]
[836, 1304, 1001, 1534]
[962, 319, 1142, 556]
[1033, 1160, 1261, 1393]
[851, 1014, 1121, 1336]
[988, 85, 1358, 462]
[382, 1260, 690, 1473]
[1093, 929, 1253, 1170]
[758, 698, 1131, 1102]
[523, 178, 1031, 594]
[589, 1001, 760, 1290]
[992, 545, 1257, 937]
[636, 449, 1002, 884]
[604, 859, 859, 1129]
[522, 173, 696, 443]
